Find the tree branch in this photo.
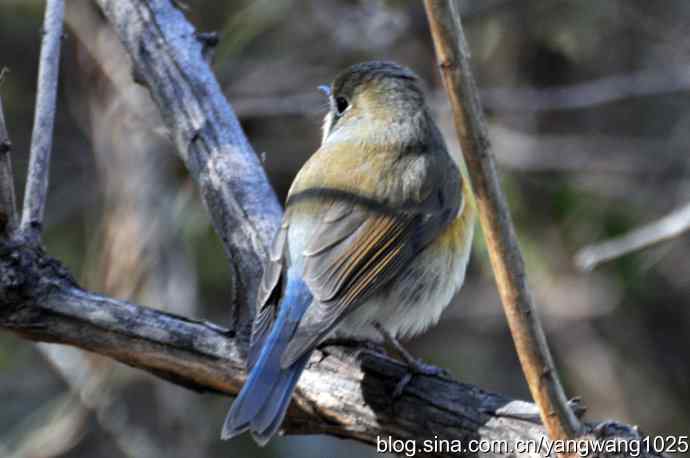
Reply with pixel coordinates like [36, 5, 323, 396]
[423, 0, 582, 447]
[0, 241, 661, 458]
[94, 0, 283, 331]
[20, 0, 64, 242]
[481, 64, 690, 112]
[575, 202, 690, 271]
[0, 94, 18, 239]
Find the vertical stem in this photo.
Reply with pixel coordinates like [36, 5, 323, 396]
[423, 0, 582, 446]
[0, 95, 18, 238]
[20, 0, 65, 241]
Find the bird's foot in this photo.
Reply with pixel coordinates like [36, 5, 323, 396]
[373, 322, 450, 398]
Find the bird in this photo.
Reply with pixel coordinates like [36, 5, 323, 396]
[221, 60, 476, 445]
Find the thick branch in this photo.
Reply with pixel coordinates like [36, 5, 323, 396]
[423, 0, 581, 445]
[0, 242, 661, 458]
[0, 95, 18, 238]
[94, 0, 283, 329]
[20, 0, 64, 241]
[575, 202, 690, 271]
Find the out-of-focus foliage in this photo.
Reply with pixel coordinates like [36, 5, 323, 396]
[0, 1, 688, 457]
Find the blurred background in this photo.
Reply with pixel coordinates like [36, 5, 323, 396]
[1, 0, 689, 457]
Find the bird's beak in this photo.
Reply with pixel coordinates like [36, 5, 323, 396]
[318, 84, 331, 97]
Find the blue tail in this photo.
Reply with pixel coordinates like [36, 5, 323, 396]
[221, 269, 312, 445]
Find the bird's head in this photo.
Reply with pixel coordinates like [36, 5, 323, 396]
[319, 61, 427, 145]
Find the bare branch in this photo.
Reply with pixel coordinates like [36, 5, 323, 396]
[94, 0, 282, 330]
[0, 95, 18, 238]
[575, 202, 690, 271]
[423, 0, 582, 446]
[485, 125, 673, 175]
[481, 65, 690, 112]
[20, 0, 64, 242]
[0, 242, 660, 458]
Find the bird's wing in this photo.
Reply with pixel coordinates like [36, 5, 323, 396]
[280, 177, 460, 368]
[247, 222, 287, 370]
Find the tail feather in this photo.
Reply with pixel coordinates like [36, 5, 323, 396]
[251, 352, 310, 445]
[221, 270, 312, 443]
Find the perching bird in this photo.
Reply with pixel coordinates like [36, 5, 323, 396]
[221, 61, 476, 445]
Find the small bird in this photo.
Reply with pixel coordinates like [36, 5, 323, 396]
[221, 61, 476, 445]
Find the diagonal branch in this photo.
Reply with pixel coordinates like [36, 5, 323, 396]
[20, 0, 64, 242]
[94, 0, 283, 331]
[423, 0, 582, 447]
[575, 202, 690, 271]
[0, 93, 18, 239]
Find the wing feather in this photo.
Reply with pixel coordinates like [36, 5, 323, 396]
[247, 222, 288, 369]
[280, 207, 420, 368]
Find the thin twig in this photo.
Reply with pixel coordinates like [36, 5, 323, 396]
[0, 95, 18, 238]
[575, 202, 690, 271]
[481, 64, 690, 112]
[20, 0, 65, 242]
[423, 0, 582, 446]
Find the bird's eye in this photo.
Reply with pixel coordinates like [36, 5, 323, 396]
[335, 96, 349, 115]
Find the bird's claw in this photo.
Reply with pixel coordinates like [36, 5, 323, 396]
[393, 373, 412, 398]
[393, 358, 449, 398]
[372, 321, 451, 398]
[409, 359, 449, 378]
